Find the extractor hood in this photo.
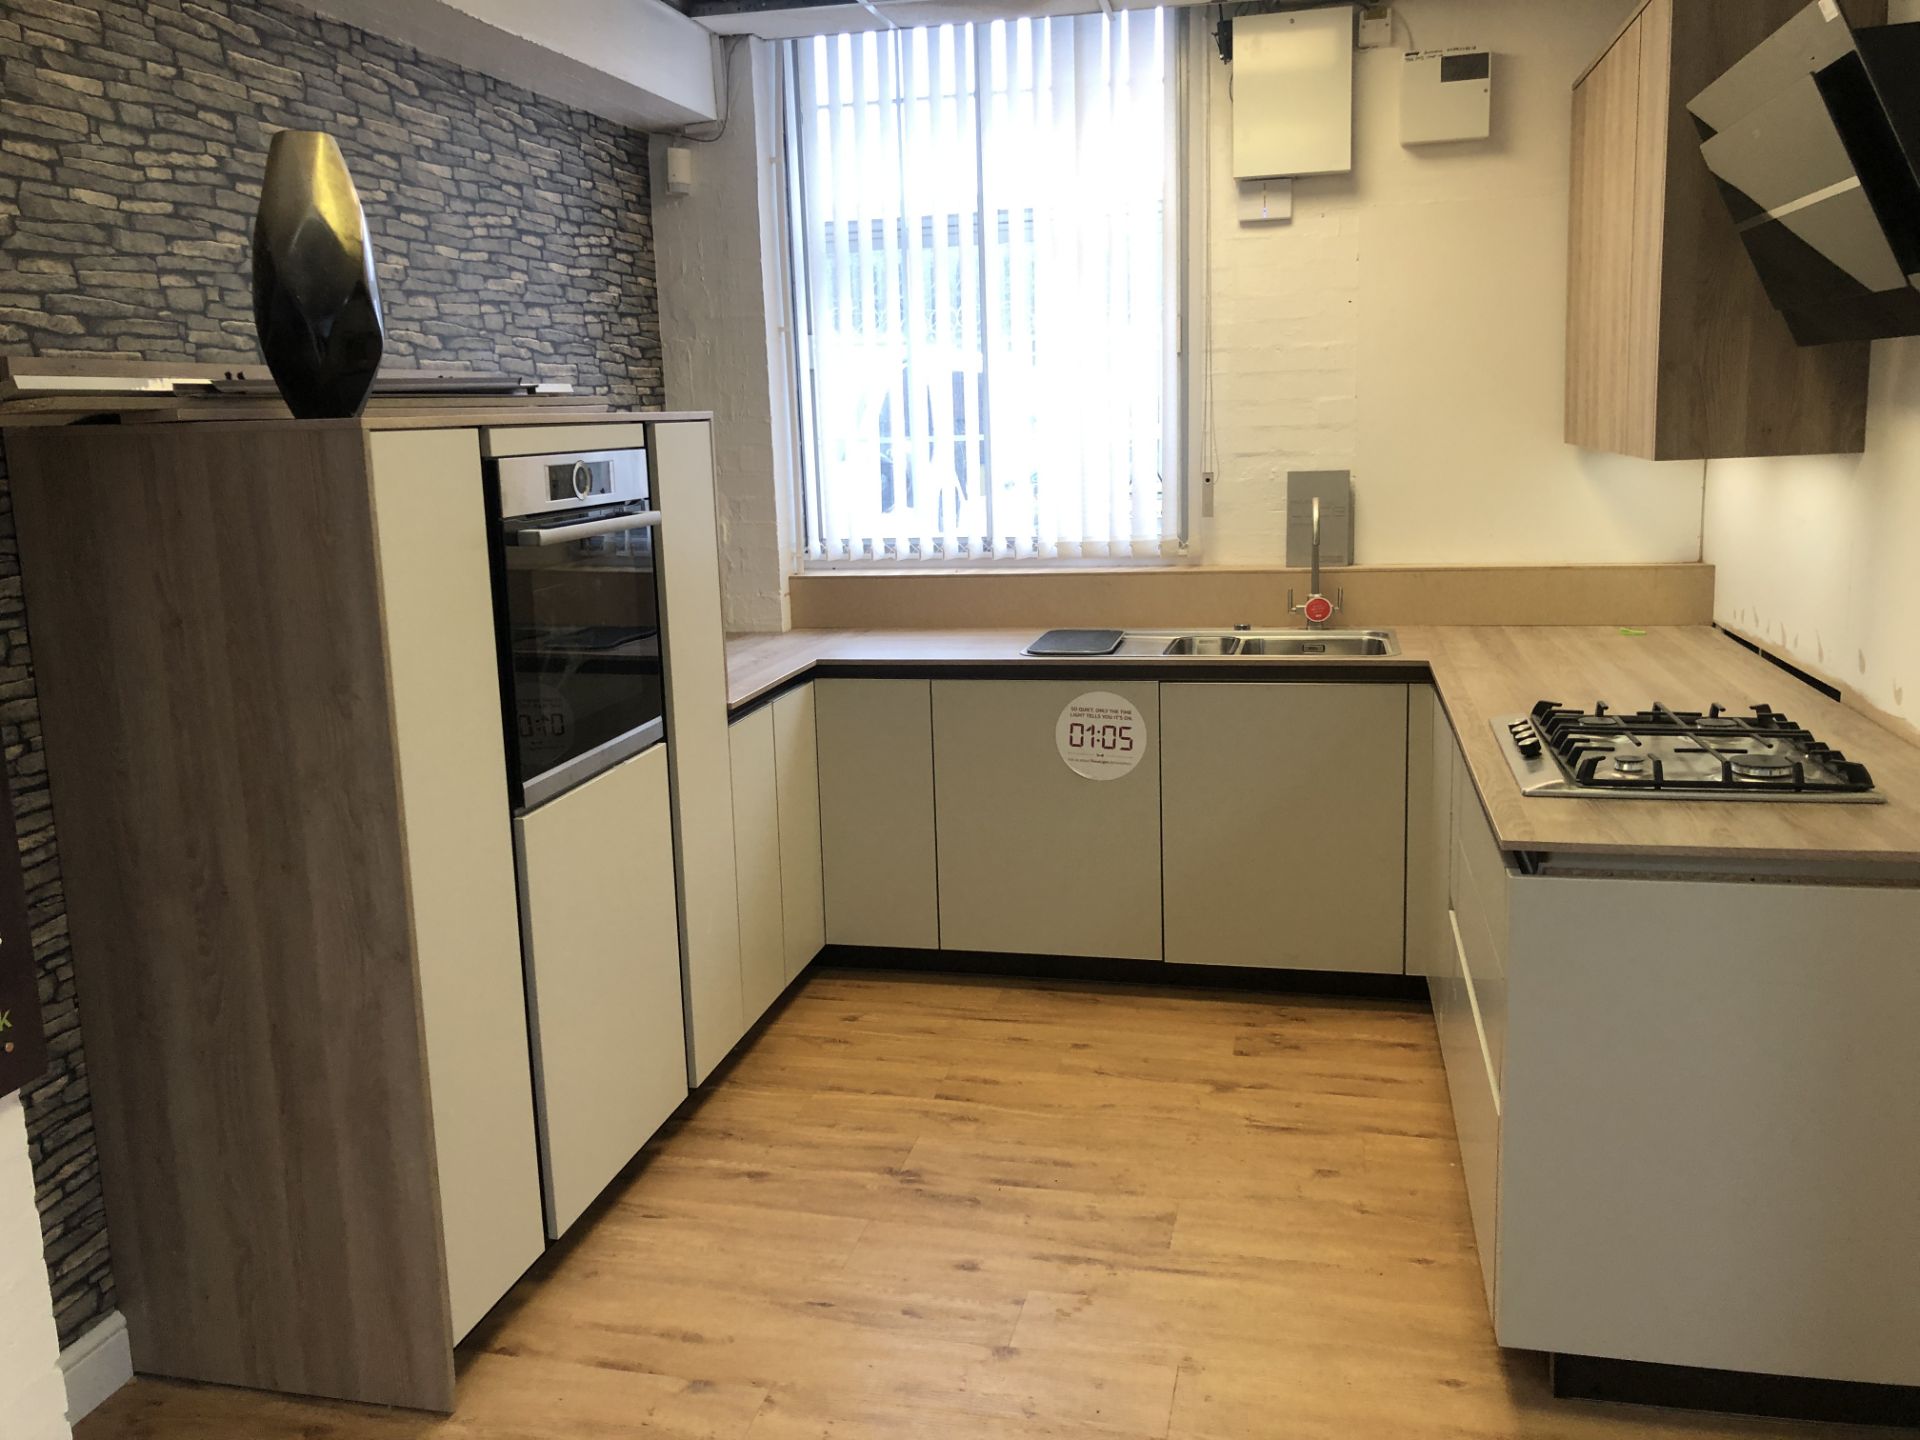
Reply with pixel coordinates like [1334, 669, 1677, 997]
[1689, 3, 1920, 345]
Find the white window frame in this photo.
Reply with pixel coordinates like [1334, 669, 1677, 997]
[774, 12, 1200, 571]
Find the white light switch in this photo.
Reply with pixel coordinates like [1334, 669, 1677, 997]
[1236, 178, 1294, 226]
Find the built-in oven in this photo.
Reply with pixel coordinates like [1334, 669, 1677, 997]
[485, 446, 664, 811]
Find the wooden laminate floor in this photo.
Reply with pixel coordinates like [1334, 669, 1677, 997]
[82, 971, 1886, 1439]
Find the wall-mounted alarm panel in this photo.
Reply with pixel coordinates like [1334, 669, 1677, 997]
[1401, 47, 1492, 146]
[1232, 5, 1355, 179]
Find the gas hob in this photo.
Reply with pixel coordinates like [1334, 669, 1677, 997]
[1494, 700, 1884, 803]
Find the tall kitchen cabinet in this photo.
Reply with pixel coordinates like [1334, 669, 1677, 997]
[816, 679, 940, 948]
[931, 680, 1162, 960]
[651, 422, 749, 1085]
[4, 422, 554, 1411]
[728, 683, 827, 1029]
[1161, 683, 1409, 973]
[1564, 0, 1877, 459]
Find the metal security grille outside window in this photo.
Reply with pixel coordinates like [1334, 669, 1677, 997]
[782, 12, 1183, 567]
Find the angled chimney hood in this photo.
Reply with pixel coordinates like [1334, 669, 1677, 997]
[1689, 2, 1920, 345]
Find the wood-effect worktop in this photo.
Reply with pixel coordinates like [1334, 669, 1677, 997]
[726, 626, 1920, 866]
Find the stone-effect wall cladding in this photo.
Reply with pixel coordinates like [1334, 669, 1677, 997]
[0, 0, 665, 1347]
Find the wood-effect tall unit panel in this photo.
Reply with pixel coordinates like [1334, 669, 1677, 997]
[1564, 0, 1880, 460]
[7, 423, 460, 1411]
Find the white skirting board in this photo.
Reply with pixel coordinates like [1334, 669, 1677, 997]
[59, 1311, 131, 1423]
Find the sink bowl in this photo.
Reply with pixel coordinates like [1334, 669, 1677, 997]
[1237, 632, 1397, 657]
[1122, 628, 1400, 658]
[1162, 635, 1242, 655]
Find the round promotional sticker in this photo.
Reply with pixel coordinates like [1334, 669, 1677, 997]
[1056, 691, 1146, 780]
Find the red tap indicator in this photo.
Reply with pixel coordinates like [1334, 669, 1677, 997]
[1303, 595, 1334, 625]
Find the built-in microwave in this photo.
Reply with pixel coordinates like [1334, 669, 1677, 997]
[484, 447, 664, 811]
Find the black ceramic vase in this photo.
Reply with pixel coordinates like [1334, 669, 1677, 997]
[251, 130, 384, 419]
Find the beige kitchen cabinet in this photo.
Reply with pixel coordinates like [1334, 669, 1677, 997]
[1162, 683, 1408, 973]
[816, 679, 940, 948]
[730, 704, 788, 1025]
[1564, 0, 1875, 459]
[1404, 686, 1456, 983]
[1497, 872, 1920, 1386]
[1433, 729, 1503, 1315]
[653, 420, 747, 1085]
[1449, 740, 1509, 1082]
[932, 680, 1162, 961]
[517, 744, 690, 1240]
[727, 682, 826, 1030]
[772, 684, 827, 978]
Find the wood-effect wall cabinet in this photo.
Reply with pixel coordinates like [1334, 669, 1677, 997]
[1161, 683, 1409, 973]
[1564, 0, 1878, 460]
[931, 681, 1162, 961]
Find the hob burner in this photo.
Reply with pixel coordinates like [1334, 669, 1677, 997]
[1491, 699, 1883, 803]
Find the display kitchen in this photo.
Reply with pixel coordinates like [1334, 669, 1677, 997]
[2, 2, 1919, 1439]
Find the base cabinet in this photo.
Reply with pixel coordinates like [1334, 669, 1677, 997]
[1161, 683, 1409, 972]
[1405, 686, 1456, 982]
[517, 745, 689, 1239]
[817, 679, 939, 948]
[727, 682, 827, 1038]
[730, 705, 788, 1023]
[1498, 874, 1920, 1386]
[932, 680, 1162, 960]
[772, 684, 826, 978]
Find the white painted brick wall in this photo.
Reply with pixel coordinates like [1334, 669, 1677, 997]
[1198, 0, 1704, 567]
[656, 0, 1707, 625]
[0, 1096, 73, 1440]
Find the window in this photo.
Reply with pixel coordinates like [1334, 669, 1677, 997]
[783, 12, 1181, 564]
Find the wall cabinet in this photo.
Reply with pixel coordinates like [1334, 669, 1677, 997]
[931, 680, 1162, 961]
[1161, 683, 1409, 973]
[817, 679, 940, 949]
[516, 745, 689, 1240]
[1564, 0, 1876, 459]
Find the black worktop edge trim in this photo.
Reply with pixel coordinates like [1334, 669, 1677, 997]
[729, 657, 1436, 718]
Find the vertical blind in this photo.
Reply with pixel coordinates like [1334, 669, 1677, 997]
[785, 11, 1178, 564]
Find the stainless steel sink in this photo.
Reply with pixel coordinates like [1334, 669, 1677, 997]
[1113, 628, 1400, 658]
[1161, 635, 1243, 655]
[1237, 632, 1397, 657]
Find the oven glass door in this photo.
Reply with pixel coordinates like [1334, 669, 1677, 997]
[497, 502, 663, 810]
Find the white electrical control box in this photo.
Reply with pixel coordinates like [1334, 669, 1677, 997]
[1232, 5, 1355, 179]
[664, 143, 694, 195]
[1400, 47, 1493, 146]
